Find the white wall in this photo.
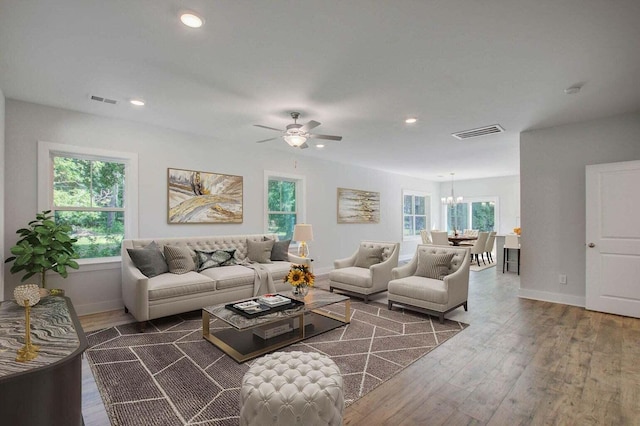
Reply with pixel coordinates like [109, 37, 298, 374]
[4, 100, 440, 313]
[520, 112, 640, 306]
[0, 88, 5, 301]
[439, 175, 520, 235]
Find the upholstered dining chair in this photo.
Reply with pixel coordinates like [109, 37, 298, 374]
[503, 234, 521, 275]
[484, 231, 497, 263]
[469, 232, 489, 266]
[430, 231, 451, 246]
[420, 229, 432, 244]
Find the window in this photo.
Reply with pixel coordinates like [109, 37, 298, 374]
[38, 142, 138, 262]
[265, 172, 305, 241]
[403, 190, 431, 239]
[444, 197, 498, 233]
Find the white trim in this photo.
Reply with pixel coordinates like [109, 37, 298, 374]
[263, 170, 306, 236]
[37, 141, 139, 260]
[74, 298, 124, 316]
[518, 288, 585, 308]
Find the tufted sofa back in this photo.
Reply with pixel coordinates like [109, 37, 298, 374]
[416, 244, 468, 274]
[359, 241, 399, 262]
[126, 234, 278, 262]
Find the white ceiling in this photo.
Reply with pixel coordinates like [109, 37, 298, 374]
[1, 0, 639, 181]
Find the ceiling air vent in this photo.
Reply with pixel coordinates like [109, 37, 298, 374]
[452, 124, 504, 140]
[89, 95, 118, 105]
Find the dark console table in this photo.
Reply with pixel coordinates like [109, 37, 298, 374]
[0, 296, 88, 426]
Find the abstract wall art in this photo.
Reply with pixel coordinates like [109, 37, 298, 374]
[337, 187, 380, 223]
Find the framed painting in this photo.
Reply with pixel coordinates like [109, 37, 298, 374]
[337, 187, 380, 223]
[168, 168, 243, 223]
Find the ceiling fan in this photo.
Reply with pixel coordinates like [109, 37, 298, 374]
[254, 112, 343, 149]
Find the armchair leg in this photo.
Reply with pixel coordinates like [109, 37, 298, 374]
[463, 302, 468, 311]
[329, 287, 334, 293]
[388, 301, 393, 310]
[124, 306, 129, 314]
[364, 295, 369, 304]
[438, 313, 445, 324]
[137, 321, 147, 333]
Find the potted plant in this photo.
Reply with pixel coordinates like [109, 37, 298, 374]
[5, 210, 80, 290]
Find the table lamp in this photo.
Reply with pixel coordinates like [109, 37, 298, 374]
[293, 224, 314, 258]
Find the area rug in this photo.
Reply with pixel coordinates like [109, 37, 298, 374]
[470, 261, 496, 272]
[86, 300, 468, 426]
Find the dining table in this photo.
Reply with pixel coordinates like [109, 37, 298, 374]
[447, 235, 478, 246]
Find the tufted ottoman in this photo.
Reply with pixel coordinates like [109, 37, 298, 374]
[240, 351, 344, 426]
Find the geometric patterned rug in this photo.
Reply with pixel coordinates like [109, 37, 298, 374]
[86, 299, 468, 426]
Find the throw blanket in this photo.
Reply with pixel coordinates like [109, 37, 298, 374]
[242, 262, 277, 296]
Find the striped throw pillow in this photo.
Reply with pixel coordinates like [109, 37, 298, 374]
[416, 252, 455, 280]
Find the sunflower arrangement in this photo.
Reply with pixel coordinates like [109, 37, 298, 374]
[284, 264, 315, 288]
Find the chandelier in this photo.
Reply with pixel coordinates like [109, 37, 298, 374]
[441, 173, 463, 205]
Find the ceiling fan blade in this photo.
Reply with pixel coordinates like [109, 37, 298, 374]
[256, 137, 278, 143]
[299, 142, 309, 149]
[300, 120, 321, 132]
[253, 124, 284, 132]
[310, 134, 343, 141]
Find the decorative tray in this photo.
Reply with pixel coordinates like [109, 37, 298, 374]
[225, 294, 305, 319]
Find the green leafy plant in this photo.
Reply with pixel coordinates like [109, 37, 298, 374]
[4, 210, 80, 288]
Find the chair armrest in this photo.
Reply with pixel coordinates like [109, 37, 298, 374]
[442, 252, 471, 307]
[392, 256, 417, 280]
[369, 245, 400, 291]
[287, 253, 312, 267]
[334, 249, 358, 269]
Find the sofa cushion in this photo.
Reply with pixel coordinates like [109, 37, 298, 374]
[164, 245, 196, 274]
[354, 246, 384, 268]
[416, 252, 455, 280]
[147, 272, 215, 301]
[247, 239, 274, 263]
[270, 239, 291, 261]
[329, 267, 372, 288]
[196, 249, 237, 272]
[388, 276, 448, 305]
[127, 241, 169, 278]
[198, 265, 255, 290]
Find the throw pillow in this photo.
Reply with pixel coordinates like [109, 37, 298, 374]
[195, 249, 237, 272]
[270, 239, 291, 261]
[354, 246, 384, 268]
[416, 252, 455, 280]
[164, 245, 196, 275]
[127, 241, 169, 278]
[247, 239, 274, 264]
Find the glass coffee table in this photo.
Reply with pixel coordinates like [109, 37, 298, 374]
[202, 289, 350, 362]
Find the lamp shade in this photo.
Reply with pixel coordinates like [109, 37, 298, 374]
[293, 224, 314, 242]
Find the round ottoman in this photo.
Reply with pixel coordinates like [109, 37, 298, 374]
[240, 351, 344, 426]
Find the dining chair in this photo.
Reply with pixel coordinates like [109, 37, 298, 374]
[484, 231, 497, 263]
[420, 229, 432, 244]
[430, 231, 451, 246]
[469, 232, 489, 266]
[503, 234, 521, 275]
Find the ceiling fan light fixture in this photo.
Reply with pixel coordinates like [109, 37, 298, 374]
[284, 134, 307, 147]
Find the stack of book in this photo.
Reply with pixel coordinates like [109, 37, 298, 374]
[253, 321, 293, 339]
[257, 294, 291, 307]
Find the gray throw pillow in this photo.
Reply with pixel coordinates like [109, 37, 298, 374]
[247, 239, 274, 264]
[127, 241, 169, 278]
[195, 249, 237, 272]
[416, 252, 455, 280]
[354, 246, 384, 268]
[164, 245, 196, 275]
[270, 239, 291, 261]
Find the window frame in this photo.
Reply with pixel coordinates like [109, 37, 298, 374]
[402, 189, 431, 241]
[442, 196, 499, 233]
[38, 141, 138, 265]
[264, 170, 306, 242]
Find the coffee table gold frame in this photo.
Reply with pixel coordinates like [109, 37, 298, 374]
[202, 296, 350, 363]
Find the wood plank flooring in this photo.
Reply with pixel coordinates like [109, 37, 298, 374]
[80, 267, 640, 425]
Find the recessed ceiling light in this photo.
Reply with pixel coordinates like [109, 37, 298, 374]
[130, 99, 145, 106]
[315, 144, 325, 148]
[180, 11, 204, 28]
[405, 117, 417, 124]
[564, 83, 583, 95]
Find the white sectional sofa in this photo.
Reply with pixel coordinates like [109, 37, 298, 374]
[121, 234, 308, 325]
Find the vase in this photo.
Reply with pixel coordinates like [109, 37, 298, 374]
[293, 285, 309, 297]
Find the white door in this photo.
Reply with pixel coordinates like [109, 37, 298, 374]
[586, 160, 640, 318]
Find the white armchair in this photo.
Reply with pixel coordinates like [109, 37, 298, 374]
[329, 241, 400, 303]
[388, 245, 470, 323]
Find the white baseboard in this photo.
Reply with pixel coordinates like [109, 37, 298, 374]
[74, 298, 123, 316]
[518, 288, 585, 308]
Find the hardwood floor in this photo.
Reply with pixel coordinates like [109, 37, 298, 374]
[79, 267, 640, 425]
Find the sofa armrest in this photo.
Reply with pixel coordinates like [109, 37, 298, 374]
[287, 253, 312, 267]
[442, 250, 471, 308]
[334, 249, 358, 269]
[121, 243, 150, 322]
